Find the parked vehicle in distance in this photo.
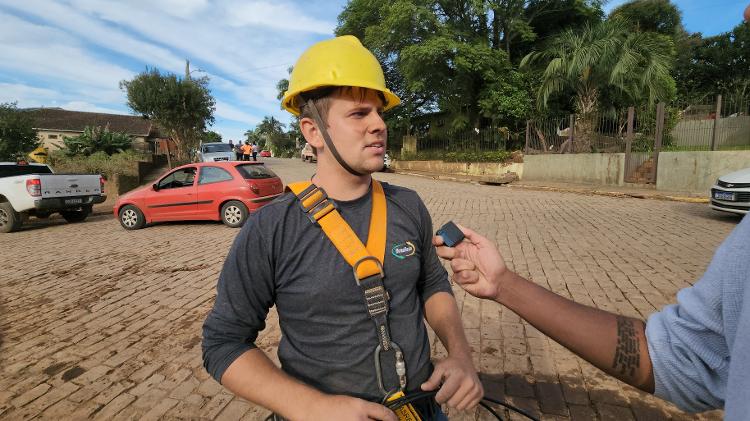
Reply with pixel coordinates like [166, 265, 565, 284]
[198, 142, 235, 162]
[0, 161, 106, 233]
[114, 161, 284, 230]
[260, 150, 272, 157]
[382, 152, 392, 171]
[301, 143, 316, 162]
[710, 167, 750, 215]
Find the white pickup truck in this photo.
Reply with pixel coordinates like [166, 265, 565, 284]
[0, 162, 106, 233]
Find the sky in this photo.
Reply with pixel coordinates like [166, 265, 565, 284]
[0, 0, 746, 143]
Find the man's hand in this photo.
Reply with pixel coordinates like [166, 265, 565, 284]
[420, 355, 483, 410]
[433, 224, 507, 301]
[306, 394, 397, 421]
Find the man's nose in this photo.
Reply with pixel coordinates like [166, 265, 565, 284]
[368, 111, 386, 133]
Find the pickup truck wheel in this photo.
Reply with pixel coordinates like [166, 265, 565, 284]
[221, 200, 248, 228]
[119, 205, 146, 230]
[61, 206, 91, 223]
[0, 202, 21, 233]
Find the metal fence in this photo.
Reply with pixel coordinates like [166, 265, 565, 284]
[388, 126, 509, 160]
[668, 95, 750, 151]
[526, 95, 750, 155]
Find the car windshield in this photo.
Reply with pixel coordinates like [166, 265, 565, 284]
[202, 144, 232, 153]
[235, 164, 277, 179]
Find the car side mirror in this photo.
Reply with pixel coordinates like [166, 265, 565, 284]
[152, 183, 159, 191]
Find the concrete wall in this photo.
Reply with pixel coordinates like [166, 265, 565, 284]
[523, 153, 625, 185]
[394, 160, 523, 179]
[657, 151, 750, 193]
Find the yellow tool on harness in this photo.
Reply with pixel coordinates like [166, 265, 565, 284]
[288, 180, 422, 421]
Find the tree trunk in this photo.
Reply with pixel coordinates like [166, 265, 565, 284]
[574, 87, 598, 153]
[492, 8, 501, 50]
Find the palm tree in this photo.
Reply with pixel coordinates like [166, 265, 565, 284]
[521, 18, 675, 150]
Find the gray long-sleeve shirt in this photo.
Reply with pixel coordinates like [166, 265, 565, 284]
[202, 182, 452, 401]
[646, 215, 749, 418]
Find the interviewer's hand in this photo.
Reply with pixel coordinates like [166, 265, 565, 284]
[433, 224, 507, 301]
[307, 394, 397, 421]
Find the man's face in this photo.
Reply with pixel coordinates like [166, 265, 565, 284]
[322, 88, 387, 175]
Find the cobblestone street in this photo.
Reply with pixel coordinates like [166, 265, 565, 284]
[0, 158, 739, 420]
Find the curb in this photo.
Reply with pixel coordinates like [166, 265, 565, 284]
[392, 170, 709, 204]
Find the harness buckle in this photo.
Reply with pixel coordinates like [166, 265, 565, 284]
[352, 256, 385, 284]
[297, 185, 338, 225]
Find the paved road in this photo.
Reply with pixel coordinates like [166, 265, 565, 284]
[0, 158, 739, 420]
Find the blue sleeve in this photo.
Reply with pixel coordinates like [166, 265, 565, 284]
[202, 216, 276, 383]
[645, 217, 750, 412]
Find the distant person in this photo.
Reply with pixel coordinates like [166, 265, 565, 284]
[433, 216, 749, 420]
[252, 142, 259, 161]
[234, 143, 242, 161]
[241, 142, 252, 161]
[228, 140, 236, 161]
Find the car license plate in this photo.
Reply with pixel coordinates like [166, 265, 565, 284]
[65, 198, 83, 205]
[714, 191, 735, 201]
[214, 157, 228, 161]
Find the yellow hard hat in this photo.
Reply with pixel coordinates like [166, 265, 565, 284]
[281, 35, 401, 116]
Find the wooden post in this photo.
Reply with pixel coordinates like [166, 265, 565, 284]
[625, 107, 634, 156]
[624, 107, 634, 182]
[710, 94, 722, 151]
[569, 114, 575, 152]
[652, 102, 665, 183]
[525, 120, 530, 155]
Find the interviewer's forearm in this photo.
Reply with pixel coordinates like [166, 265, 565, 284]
[496, 271, 655, 392]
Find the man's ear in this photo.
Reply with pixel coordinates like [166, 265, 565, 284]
[300, 117, 324, 150]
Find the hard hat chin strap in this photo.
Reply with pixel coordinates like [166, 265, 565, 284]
[307, 99, 364, 177]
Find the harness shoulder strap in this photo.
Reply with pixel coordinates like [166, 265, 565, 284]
[287, 180, 387, 280]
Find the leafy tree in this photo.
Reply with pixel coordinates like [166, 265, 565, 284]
[521, 18, 676, 151]
[61, 126, 133, 156]
[202, 130, 222, 143]
[120, 68, 215, 161]
[674, 22, 750, 102]
[521, 18, 676, 115]
[609, 0, 683, 36]
[334, 0, 604, 137]
[0, 103, 40, 161]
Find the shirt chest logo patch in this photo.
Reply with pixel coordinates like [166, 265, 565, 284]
[391, 241, 416, 260]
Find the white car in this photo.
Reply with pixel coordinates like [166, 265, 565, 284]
[710, 167, 750, 215]
[382, 152, 392, 172]
[0, 162, 105, 232]
[198, 142, 236, 162]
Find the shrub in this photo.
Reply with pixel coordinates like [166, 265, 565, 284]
[400, 150, 514, 163]
[61, 126, 133, 156]
[48, 149, 146, 179]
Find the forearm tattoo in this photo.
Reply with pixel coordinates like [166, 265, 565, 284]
[612, 316, 640, 378]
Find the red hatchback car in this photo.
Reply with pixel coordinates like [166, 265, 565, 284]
[114, 162, 283, 230]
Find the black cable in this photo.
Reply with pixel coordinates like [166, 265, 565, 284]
[385, 391, 541, 421]
[478, 401, 504, 419]
[482, 396, 541, 421]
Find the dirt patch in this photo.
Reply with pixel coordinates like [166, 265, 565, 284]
[61, 365, 85, 382]
[43, 362, 69, 376]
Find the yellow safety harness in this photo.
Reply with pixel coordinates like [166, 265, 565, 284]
[288, 179, 422, 420]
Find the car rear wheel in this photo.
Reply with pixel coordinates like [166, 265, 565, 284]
[61, 205, 91, 223]
[119, 205, 146, 230]
[221, 200, 248, 228]
[0, 202, 21, 233]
